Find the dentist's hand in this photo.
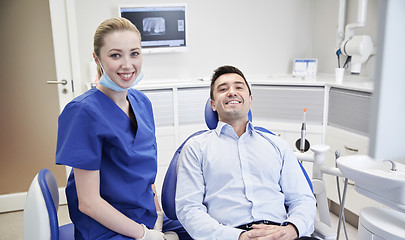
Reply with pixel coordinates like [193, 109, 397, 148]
[139, 224, 166, 240]
[150, 211, 179, 240]
[153, 211, 164, 232]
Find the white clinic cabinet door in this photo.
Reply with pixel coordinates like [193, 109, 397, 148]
[325, 88, 382, 216]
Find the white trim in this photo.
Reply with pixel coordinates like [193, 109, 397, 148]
[172, 87, 179, 147]
[48, 0, 75, 112]
[0, 188, 67, 213]
[49, 0, 78, 183]
[322, 85, 330, 144]
[59, 188, 68, 206]
[0, 192, 27, 213]
[65, 0, 83, 95]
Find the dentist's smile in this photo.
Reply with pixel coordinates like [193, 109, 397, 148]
[118, 72, 135, 81]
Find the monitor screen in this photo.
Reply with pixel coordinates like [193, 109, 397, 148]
[119, 4, 187, 54]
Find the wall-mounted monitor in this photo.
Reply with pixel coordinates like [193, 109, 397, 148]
[119, 4, 187, 54]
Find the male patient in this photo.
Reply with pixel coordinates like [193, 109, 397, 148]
[175, 65, 317, 240]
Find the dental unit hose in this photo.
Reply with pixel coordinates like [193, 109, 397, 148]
[336, 49, 342, 68]
[336, 48, 352, 70]
[335, 150, 349, 240]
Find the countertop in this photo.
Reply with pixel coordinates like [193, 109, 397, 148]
[134, 73, 373, 93]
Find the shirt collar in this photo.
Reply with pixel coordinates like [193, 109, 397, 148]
[214, 121, 254, 137]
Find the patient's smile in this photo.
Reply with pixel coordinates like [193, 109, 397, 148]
[226, 100, 241, 105]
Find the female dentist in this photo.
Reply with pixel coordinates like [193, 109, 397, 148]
[56, 18, 189, 240]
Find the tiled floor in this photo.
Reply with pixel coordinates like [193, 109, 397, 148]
[0, 205, 357, 240]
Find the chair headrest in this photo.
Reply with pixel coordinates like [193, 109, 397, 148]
[204, 98, 252, 130]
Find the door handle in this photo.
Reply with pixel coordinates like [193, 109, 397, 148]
[47, 79, 68, 85]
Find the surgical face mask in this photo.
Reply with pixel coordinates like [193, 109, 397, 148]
[99, 71, 144, 92]
[96, 56, 143, 92]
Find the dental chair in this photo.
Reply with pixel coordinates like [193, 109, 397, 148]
[161, 98, 336, 239]
[23, 168, 74, 240]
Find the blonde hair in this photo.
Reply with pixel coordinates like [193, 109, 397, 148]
[94, 17, 141, 78]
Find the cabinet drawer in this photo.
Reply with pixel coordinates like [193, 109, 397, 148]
[326, 126, 369, 156]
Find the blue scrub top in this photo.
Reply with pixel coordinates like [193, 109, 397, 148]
[56, 88, 158, 239]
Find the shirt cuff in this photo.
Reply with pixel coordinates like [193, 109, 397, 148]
[238, 230, 246, 239]
[281, 221, 299, 236]
[232, 228, 246, 240]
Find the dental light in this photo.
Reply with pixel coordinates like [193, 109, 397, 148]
[339, 0, 374, 75]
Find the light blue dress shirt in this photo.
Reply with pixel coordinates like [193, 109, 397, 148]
[175, 121, 316, 240]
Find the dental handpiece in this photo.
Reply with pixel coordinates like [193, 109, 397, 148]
[300, 123, 306, 152]
[300, 108, 307, 152]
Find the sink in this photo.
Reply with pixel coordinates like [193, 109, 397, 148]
[337, 155, 405, 213]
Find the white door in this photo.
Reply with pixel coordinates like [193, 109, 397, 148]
[48, 0, 79, 112]
[48, 0, 81, 178]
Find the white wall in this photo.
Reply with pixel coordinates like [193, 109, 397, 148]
[69, 0, 380, 91]
[312, 0, 379, 77]
[70, 0, 379, 92]
[72, 0, 315, 87]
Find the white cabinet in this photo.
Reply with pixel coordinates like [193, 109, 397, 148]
[324, 126, 382, 215]
[177, 87, 210, 126]
[251, 85, 324, 125]
[251, 84, 325, 151]
[143, 89, 175, 127]
[325, 87, 381, 216]
[328, 87, 371, 136]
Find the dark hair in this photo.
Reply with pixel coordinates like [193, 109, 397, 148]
[210, 65, 251, 100]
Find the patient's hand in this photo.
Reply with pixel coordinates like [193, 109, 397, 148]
[238, 224, 297, 240]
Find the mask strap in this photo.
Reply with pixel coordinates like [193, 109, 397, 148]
[95, 55, 105, 75]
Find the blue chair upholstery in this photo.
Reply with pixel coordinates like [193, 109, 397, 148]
[162, 98, 313, 220]
[161, 130, 207, 220]
[23, 169, 74, 240]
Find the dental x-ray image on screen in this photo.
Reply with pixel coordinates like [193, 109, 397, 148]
[143, 17, 166, 36]
[119, 4, 187, 54]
